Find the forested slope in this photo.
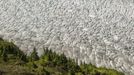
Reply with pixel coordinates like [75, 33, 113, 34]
[0, 38, 124, 75]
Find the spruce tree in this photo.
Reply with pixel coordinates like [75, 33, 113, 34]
[2, 48, 8, 62]
[30, 47, 39, 61]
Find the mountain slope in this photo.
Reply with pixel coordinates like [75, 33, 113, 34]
[0, 38, 124, 75]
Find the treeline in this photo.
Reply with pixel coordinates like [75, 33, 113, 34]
[0, 38, 27, 62]
[0, 38, 124, 75]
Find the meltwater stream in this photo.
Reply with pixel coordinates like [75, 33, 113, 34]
[0, 0, 134, 74]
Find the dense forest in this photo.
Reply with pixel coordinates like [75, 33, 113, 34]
[0, 38, 124, 75]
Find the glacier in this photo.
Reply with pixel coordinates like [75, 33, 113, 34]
[0, 0, 134, 74]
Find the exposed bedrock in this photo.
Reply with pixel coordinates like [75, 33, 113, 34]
[0, 0, 134, 74]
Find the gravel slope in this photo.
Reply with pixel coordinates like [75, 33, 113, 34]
[0, 0, 134, 74]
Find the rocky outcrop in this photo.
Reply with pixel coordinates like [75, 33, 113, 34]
[0, 0, 134, 74]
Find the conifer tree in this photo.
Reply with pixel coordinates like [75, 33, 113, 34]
[0, 38, 3, 41]
[2, 48, 8, 62]
[29, 47, 39, 61]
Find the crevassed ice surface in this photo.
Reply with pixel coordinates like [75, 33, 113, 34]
[0, 0, 134, 74]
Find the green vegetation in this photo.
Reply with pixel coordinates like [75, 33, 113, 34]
[0, 38, 124, 75]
